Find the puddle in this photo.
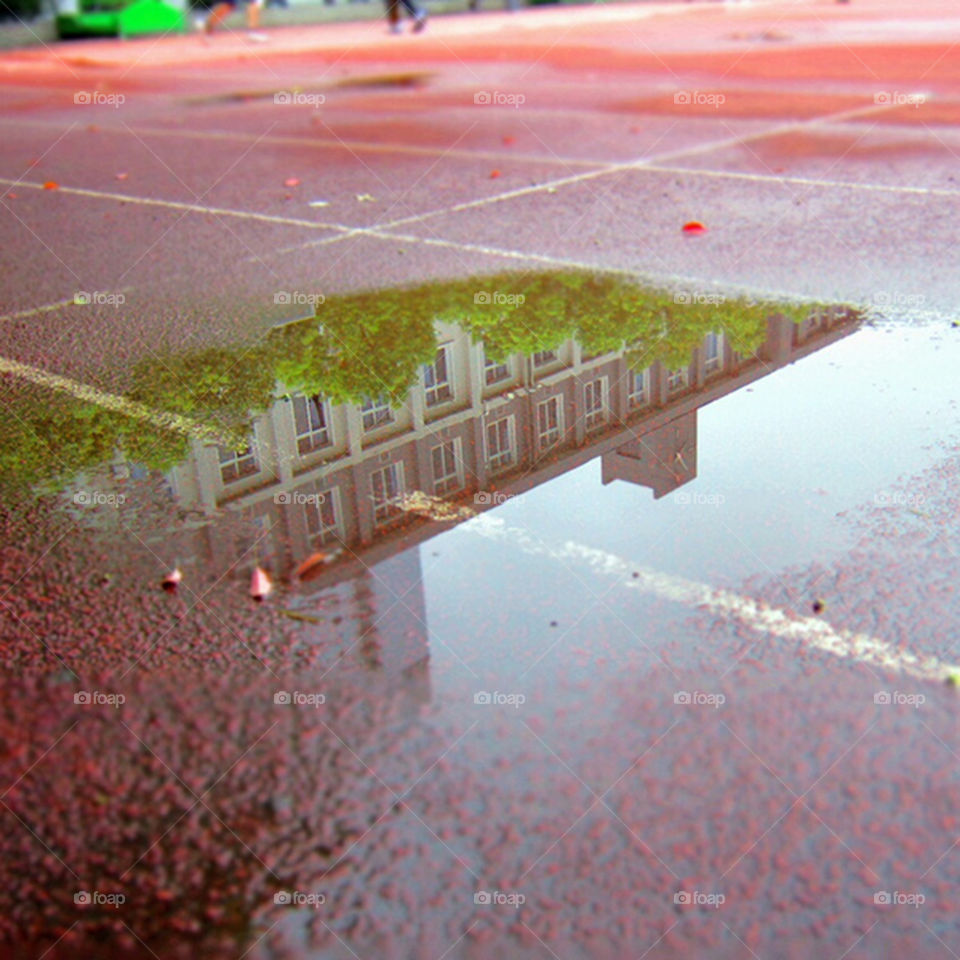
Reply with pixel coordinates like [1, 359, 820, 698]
[185, 72, 435, 106]
[3, 271, 960, 959]
[0, 272, 845, 650]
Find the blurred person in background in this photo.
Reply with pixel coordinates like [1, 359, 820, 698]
[385, 0, 426, 33]
[196, 0, 269, 37]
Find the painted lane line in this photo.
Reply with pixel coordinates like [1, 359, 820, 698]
[361, 228, 825, 304]
[0, 177, 345, 233]
[643, 163, 960, 199]
[264, 101, 914, 263]
[0, 356, 232, 446]
[0, 101, 900, 246]
[466, 514, 960, 684]
[0, 296, 82, 323]
[358, 101, 903, 234]
[0, 286, 139, 324]
[0, 101, 923, 421]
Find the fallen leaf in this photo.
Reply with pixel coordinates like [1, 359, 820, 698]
[43, 181, 59, 190]
[284, 177, 300, 187]
[115, 172, 128, 181]
[250, 566, 272, 602]
[490, 170, 501, 179]
[296, 551, 330, 581]
[278, 608, 322, 623]
[682, 220, 706, 234]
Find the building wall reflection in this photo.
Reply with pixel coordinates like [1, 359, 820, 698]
[167, 309, 856, 574]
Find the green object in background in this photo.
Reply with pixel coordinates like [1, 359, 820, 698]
[56, 0, 187, 38]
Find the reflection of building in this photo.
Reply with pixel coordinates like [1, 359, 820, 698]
[167, 308, 857, 584]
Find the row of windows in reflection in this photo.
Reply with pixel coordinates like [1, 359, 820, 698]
[220, 333, 724, 482]
[216, 332, 727, 537]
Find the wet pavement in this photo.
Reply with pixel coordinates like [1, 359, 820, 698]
[3, 0, 960, 957]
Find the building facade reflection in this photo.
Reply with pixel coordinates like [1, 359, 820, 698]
[167, 307, 858, 587]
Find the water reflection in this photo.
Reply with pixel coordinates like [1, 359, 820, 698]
[0, 271, 860, 959]
[205, 303, 854, 588]
[1, 273, 857, 587]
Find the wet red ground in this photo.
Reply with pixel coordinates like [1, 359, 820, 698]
[3, 0, 960, 957]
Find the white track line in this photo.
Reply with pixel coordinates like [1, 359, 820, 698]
[268, 101, 911, 262]
[0, 101, 902, 243]
[467, 514, 959, 684]
[0, 296, 82, 322]
[0, 98, 918, 422]
[0, 177, 343, 232]
[0, 356, 231, 445]
[256, 101, 909, 244]
[360, 228, 825, 303]
[0, 287, 139, 324]
[644, 163, 960, 199]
